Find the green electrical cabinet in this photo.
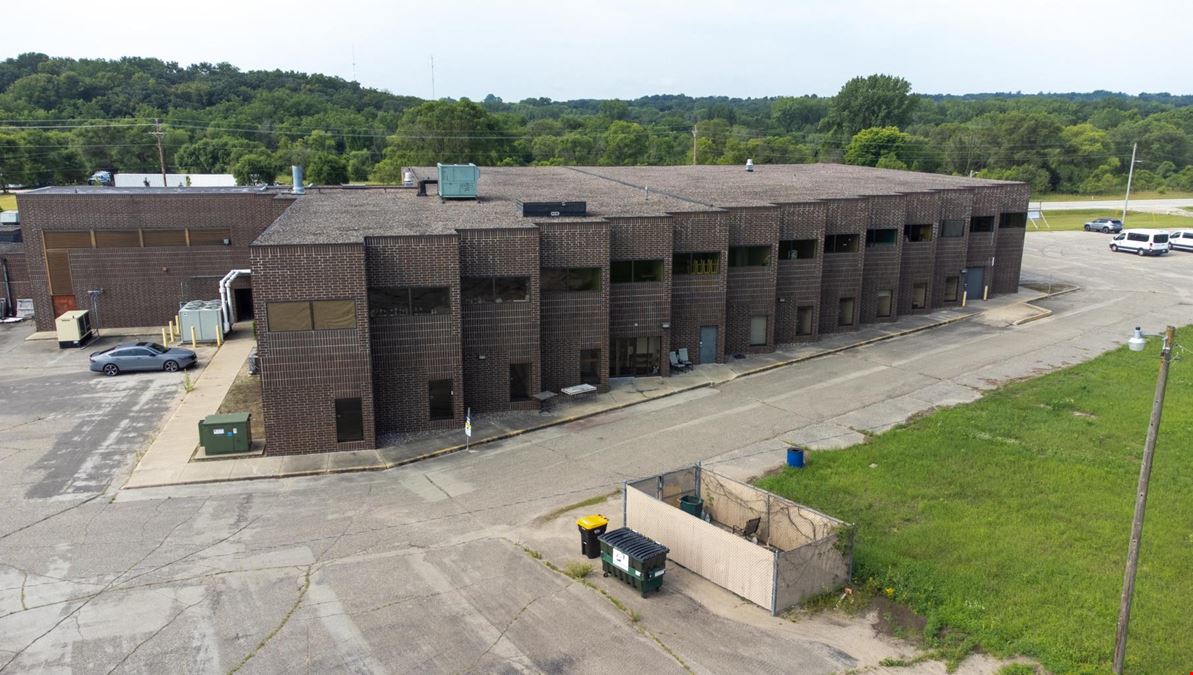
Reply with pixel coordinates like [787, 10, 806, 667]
[199, 412, 252, 455]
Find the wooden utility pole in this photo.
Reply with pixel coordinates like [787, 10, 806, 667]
[1112, 325, 1175, 674]
[691, 126, 697, 165]
[1121, 142, 1138, 225]
[150, 119, 168, 187]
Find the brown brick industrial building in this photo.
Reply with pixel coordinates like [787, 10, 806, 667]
[251, 165, 1029, 454]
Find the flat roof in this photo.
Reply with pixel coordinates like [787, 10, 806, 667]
[19, 164, 1021, 245]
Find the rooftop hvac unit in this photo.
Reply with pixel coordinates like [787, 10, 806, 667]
[519, 201, 587, 218]
[179, 299, 226, 342]
[436, 163, 479, 199]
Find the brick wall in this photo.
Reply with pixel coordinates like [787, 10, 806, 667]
[932, 189, 973, 308]
[458, 228, 541, 412]
[725, 207, 780, 355]
[17, 192, 291, 331]
[670, 211, 728, 364]
[860, 196, 905, 324]
[252, 243, 374, 455]
[0, 247, 30, 314]
[775, 202, 826, 344]
[609, 217, 673, 376]
[966, 186, 1001, 297]
[365, 234, 463, 435]
[898, 192, 939, 315]
[819, 199, 868, 333]
[538, 221, 610, 391]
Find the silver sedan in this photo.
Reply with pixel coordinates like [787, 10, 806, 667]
[89, 342, 197, 376]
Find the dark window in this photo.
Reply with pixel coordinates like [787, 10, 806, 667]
[728, 245, 770, 267]
[904, 224, 933, 242]
[1127, 232, 1147, 242]
[825, 234, 859, 253]
[495, 277, 529, 303]
[509, 363, 531, 401]
[410, 287, 450, 315]
[94, 230, 140, 248]
[796, 306, 814, 336]
[610, 261, 633, 284]
[461, 277, 494, 304]
[877, 289, 892, 318]
[672, 252, 719, 275]
[142, 229, 188, 247]
[540, 268, 568, 291]
[838, 297, 855, 326]
[865, 229, 898, 248]
[999, 212, 1027, 229]
[188, 228, 232, 246]
[267, 301, 313, 332]
[970, 216, 995, 233]
[940, 220, 965, 238]
[944, 276, 960, 302]
[912, 283, 928, 309]
[749, 316, 767, 346]
[335, 398, 364, 443]
[429, 379, 454, 420]
[567, 268, 601, 292]
[612, 260, 664, 283]
[368, 288, 412, 318]
[579, 349, 600, 385]
[1154, 233, 1169, 244]
[779, 239, 817, 260]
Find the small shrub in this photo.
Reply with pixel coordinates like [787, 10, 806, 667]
[182, 373, 195, 393]
[564, 561, 593, 579]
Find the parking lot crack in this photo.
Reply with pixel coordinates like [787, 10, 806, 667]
[227, 565, 312, 675]
[104, 596, 204, 675]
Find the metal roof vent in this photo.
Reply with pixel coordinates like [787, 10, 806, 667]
[519, 201, 587, 218]
[291, 165, 305, 194]
[436, 163, 479, 199]
[745, 158, 754, 172]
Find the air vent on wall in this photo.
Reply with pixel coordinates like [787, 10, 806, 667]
[519, 201, 587, 218]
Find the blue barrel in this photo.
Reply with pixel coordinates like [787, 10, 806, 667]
[786, 447, 805, 468]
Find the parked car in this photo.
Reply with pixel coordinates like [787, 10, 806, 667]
[89, 342, 197, 376]
[1083, 217, 1123, 233]
[1169, 229, 1193, 252]
[1109, 230, 1171, 256]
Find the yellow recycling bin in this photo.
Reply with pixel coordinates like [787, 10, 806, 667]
[577, 514, 609, 559]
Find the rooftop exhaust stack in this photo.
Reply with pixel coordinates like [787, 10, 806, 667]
[291, 165, 305, 194]
[745, 159, 754, 172]
[402, 169, 415, 187]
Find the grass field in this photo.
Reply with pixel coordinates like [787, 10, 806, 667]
[1038, 190, 1193, 202]
[0, 194, 15, 211]
[758, 336, 1192, 674]
[1033, 208, 1193, 232]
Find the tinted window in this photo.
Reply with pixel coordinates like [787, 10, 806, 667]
[567, 268, 601, 292]
[369, 288, 411, 317]
[540, 268, 568, 291]
[865, 229, 897, 247]
[579, 349, 600, 385]
[410, 287, 450, 315]
[1128, 233, 1147, 242]
[632, 259, 663, 282]
[495, 277, 529, 302]
[825, 234, 859, 253]
[610, 260, 633, 284]
[461, 277, 494, 304]
[1154, 234, 1169, 244]
[268, 301, 313, 331]
[970, 216, 995, 233]
[838, 297, 855, 326]
[940, 220, 965, 238]
[312, 300, 356, 330]
[729, 246, 770, 267]
[904, 224, 932, 242]
[999, 212, 1027, 229]
[779, 239, 816, 260]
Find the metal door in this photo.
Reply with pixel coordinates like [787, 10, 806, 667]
[699, 325, 718, 364]
[964, 267, 984, 300]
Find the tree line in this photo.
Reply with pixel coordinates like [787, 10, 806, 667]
[2, 54, 1192, 195]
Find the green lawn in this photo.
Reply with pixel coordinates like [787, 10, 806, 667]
[1038, 190, 1193, 202]
[758, 337, 1192, 674]
[0, 194, 15, 211]
[1033, 208, 1193, 232]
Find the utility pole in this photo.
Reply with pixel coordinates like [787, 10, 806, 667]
[150, 118, 167, 187]
[1122, 142, 1137, 224]
[1112, 324, 1175, 674]
[691, 126, 697, 165]
[430, 55, 436, 100]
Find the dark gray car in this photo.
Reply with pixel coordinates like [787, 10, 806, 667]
[89, 342, 197, 376]
[1084, 217, 1123, 233]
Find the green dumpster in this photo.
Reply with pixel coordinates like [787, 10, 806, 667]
[199, 412, 252, 455]
[598, 528, 670, 597]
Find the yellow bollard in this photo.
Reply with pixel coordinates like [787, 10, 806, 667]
[162, 327, 168, 346]
[190, 325, 197, 349]
[216, 329, 223, 348]
[983, 284, 989, 301]
[961, 290, 968, 308]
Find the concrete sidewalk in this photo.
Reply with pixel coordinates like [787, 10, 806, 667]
[121, 288, 1053, 489]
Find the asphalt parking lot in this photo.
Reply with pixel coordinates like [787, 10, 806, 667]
[1, 230, 1191, 673]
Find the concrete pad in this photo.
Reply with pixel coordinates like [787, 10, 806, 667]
[279, 452, 330, 475]
[830, 395, 937, 434]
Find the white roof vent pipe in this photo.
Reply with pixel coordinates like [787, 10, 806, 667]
[402, 169, 415, 187]
[745, 158, 754, 172]
[291, 165, 305, 194]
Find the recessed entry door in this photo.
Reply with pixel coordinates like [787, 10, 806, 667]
[335, 397, 364, 443]
[699, 325, 718, 364]
[964, 267, 984, 300]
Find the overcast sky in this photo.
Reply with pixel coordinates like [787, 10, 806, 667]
[7, 0, 1191, 100]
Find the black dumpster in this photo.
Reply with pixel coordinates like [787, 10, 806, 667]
[598, 527, 670, 597]
[576, 514, 608, 559]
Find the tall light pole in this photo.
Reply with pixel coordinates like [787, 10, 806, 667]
[1112, 325, 1175, 674]
[1121, 142, 1138, 225]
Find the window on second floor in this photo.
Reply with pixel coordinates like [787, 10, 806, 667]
[461, 277, 529, 304]
[672, 252, 719, 275]
[610, 259, 664, 283]
[728, 245, 771, 267]
[541, 267, 601, 292]
[904, 224, 933, 242]
[778, 239, 817, 260]
[865, 228, 898, 248]
[824, 234, 859, 254]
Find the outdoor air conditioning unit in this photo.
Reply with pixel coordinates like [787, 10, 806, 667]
[436, 163, 479, 199]
[56, 309, 95, 349]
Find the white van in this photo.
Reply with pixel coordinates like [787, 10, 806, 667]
[1109, 229, 1170, 256]
[1169, 229, 1193, 252]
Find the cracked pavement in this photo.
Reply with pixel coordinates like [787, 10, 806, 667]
[1, 231, 1191, 673]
